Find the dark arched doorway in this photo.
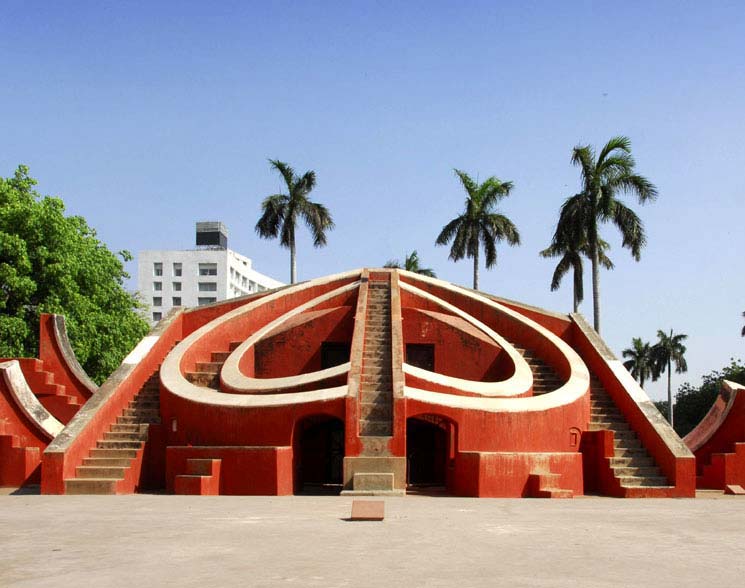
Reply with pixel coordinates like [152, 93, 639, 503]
[294, 416, 344, 495]
[406, 416, 453, 491]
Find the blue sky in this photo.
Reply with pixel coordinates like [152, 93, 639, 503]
[1, 1, 744, 401]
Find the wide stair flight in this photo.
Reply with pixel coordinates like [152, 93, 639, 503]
[588, 376, 670, 490]
[64, 371, 161, 494]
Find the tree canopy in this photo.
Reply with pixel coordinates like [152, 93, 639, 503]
[0, 165, 149, 383]
[255, 159, 334, 284]
[384, 250, 436, 277]
[557, 136, 657, 333]
[435, 169, 520, 290]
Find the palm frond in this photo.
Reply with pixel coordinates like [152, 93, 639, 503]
[268, 159, 296, 191]
[612, 201, 646, 260]
[255, 194, 287, 239]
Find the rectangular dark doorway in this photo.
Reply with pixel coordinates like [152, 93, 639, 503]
[321, 342, 351, 369]
[406, 343, 435, 371]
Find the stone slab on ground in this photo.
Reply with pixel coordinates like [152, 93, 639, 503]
[2, 494, 745, 587]
[724, 484, 745, 495]
[350, 499, 384, 521]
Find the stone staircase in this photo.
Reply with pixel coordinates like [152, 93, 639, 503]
[513, 346, 562, 394]
[589, 376, 670, 489]
[64, 371, 161, 494]
[359, 281, 393, 437]
[23, 359, 81, 424]
[185, 341, 241, 389]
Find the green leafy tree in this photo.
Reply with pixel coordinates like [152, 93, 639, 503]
[0, 165, 149, 383]
[255, 159, 334, 284]
[557, 136, 657, 333]
[435, 169, 520, 290]
[384, 250, 436, 277]
[652, 329, 688, 427]
[673, 359, 745, 436]
[622, 337, 657, 388]
[540, 214, 613, 312]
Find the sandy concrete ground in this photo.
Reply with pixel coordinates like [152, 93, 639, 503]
[1, 493, 745, 588]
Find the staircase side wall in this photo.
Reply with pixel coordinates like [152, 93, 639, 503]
[41, 309, 184, 494]
[453, 451, 583, 497]
[166, 446, 293, 495]
[570, 313, 695, 497]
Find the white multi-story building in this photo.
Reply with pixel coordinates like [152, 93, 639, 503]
[137, 222, 284, 324]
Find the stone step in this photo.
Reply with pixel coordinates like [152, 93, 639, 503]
[185, 372, 220, 387]
[65, 478, 119, 495]
[359, 402, 393, 421]
[610, 456, 655, 468]
[110, 424, 143, 433]
[361, 390, 393, 403]
[614, 437, 642, 449]
[211, 351, 230, 362]
[359, 420, 393, 436]
[104, 431, 146, 442]
[122, 408, 160, 419]
[195, 361, 223, 374]
[588, 421, 630, 431]
[97, 440, 143, 450]
[611, 466, 662, 477]
[75, 465, 127, 479]
[83, 457, 133, 467]
[118, 415, 160, 425]
[614, 446, 648, 458]
[89, 448, 138, 459]
[618, 476, 669, 487]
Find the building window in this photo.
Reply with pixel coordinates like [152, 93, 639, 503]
[199, 263, 217, 276]
[152, 312, 162, 321]
[241, 276, 248, 288]
[153, 297, 162, 307]
[249, 280, 256, 291]
[172, 297, 181, 306]
[198, 297, 217, 305]
[173, 282, 182, 291]
[173, 262, 182, 277]
[198, 282, 217, 292]
[153, 262, 163, 276]
[153, 281, 162, 291]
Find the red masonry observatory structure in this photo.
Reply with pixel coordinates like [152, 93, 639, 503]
[5, 268, 745, 497]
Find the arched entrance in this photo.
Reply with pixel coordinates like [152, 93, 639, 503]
[294, 416, 344, 495]
[406, 416, 454, 492]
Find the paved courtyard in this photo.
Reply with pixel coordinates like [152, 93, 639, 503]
[1, 492, 744, 587]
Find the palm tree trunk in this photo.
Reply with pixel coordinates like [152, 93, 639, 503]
[573, 281, 579, 313]
[290, 239, 297, 284]
[667, 359, 673, 427]
[591, 244, 601, 333]
[473, 247, 479, 290]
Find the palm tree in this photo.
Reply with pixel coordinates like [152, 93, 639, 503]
[741, 311, 745, 336]
[652, 329, 688, 427]
[255, 159, 334, 284]
[557, 136, 657, 333]
[540, 214, 613, 312]
[435, 169, 520, 290]
[622, 337, 657, 388]
[384, 250, 436, 277]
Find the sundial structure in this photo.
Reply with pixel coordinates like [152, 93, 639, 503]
[3, 269, 720, 497]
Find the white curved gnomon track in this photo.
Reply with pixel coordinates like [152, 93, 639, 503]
[160, 268, 590, 412]
[396, 271, 590, 413]
[161, 270, 362, 407]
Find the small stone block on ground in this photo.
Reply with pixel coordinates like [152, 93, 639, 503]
[724, 484, 745, 495]
[350, 500, 384, 521]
